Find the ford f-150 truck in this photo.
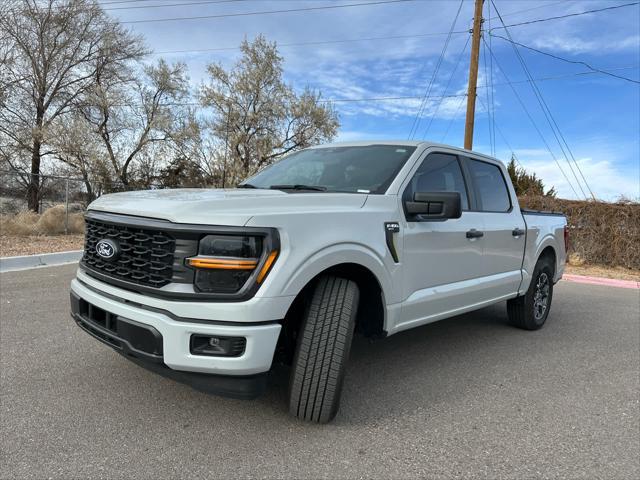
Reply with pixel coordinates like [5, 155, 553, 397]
[70, 141, 567, 423]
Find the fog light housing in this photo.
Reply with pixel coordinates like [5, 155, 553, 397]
[190, 335, 246, 357]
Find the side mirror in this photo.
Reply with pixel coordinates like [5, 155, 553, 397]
[405, 191, 462, 220]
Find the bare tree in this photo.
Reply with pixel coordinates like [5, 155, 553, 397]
[49, 112, 106, 201]
[0, 0, 145, 211]
[200, 35, 339, 186]
[78, 58, 192, 188]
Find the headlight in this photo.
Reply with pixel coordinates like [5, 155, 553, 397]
[186, 234, 278, 294]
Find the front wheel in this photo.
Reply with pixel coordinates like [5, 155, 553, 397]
[288, 275, 359, 423]
[507, 257, 554, 330]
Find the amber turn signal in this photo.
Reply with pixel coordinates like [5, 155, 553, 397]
[186, 257, 258, 270]
[257, 250, 278, 284]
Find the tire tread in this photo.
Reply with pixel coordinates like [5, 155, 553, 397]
[289, 275, 359, 423]
[507, 257, 554, 331]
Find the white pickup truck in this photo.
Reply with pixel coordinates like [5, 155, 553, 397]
[70, 141, 567, 423]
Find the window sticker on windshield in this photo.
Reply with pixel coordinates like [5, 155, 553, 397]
[357, 189, 370, 193]
[395, 149, 407, 153]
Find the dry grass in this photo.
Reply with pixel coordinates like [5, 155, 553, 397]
[520, 196, 640, 270]
[0, 205, 84, 236]
[0, 234, 84, 257]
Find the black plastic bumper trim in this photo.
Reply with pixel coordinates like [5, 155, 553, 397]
[71, 292, 163, 362]
[118, 352, 268, 400]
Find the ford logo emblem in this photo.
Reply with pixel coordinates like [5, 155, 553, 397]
[96, 239, 119, 261]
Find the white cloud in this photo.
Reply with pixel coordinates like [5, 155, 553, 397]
[334, 130, 386, 142]
[532, 35, 640, 55]
[516, 156, 639, 201]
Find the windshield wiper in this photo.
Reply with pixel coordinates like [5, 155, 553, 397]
[269, 184, 327, 192]
[237, 183, 258, 189]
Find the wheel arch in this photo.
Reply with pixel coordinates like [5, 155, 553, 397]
[275, 260, 388, 365]
[538, 245, 557, 277]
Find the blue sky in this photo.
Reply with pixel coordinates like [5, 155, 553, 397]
[105, 0, 640, 200]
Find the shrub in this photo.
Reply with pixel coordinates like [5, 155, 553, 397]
[0, 205, 84, 236]
[520, 196, 640, 270]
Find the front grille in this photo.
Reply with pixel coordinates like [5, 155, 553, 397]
[83, 217, 176, 288]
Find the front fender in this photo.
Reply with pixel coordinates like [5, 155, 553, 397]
[276, 242, 395, 303]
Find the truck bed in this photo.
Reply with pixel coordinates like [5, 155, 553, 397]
[521, 208, 565, 217]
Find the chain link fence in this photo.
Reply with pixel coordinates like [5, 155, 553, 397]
[0, 171, 112, 236]
[0, 171, 174, 237]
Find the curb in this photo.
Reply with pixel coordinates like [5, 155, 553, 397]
[562, 274, 639, 290]
[0, 250, 83, 273]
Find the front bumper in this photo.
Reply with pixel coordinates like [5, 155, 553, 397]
[70, 277, 282, 396]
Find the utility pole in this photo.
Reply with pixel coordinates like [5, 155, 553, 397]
[464, 0, 484, 150]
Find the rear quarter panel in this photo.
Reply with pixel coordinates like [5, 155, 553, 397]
[521, 213, 567, 294]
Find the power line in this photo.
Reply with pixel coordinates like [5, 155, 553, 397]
[324, 94, 465, 103]
[143, 93, 467, 107]
[98, 1, 165, 5]
[153, 30, 469, 55]
[440, 95, 467, 143]
[488, 65, 639, 87]
[407, 0, 464, 140]
[105, 0, 572, 16]
[69, 64, 639, 111]
[490, 4, 589, 193]
[489, 33, 640, 84]
[119, 0, 415, 24]
[481, 33, 494, 155]
[99, 0, 567, 13]
[477, 95, 527, 171]
[422, 33, 470, 139]
[128, 65, 638, 108]
[103, 0, 246, 11]
[489, 1, 639, 31]
[139, 62, 638, 107]
[486, 0, 496, 155]
[476, 96, 510, 154]
[490, 0, 596, 200]
[487, 0, 572, 21]
[481, 36, 581, 199]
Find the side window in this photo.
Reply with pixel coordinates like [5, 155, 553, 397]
[466, 158, 511, 212]
[404, 153, 469, 210]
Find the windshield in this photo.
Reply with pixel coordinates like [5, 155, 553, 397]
[242, 145, 417, 194]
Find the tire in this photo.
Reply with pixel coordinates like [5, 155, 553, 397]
[507, 256, 554, 330]
[288, 275, 359, 423]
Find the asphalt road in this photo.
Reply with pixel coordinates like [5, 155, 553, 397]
[1, 264, 639, 479]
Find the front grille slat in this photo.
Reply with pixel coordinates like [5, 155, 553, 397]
[82, 218, 176, 288]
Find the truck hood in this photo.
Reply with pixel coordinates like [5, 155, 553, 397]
[88, 188, 369, 226]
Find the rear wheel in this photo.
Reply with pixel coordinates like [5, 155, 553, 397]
[507, 257, 554, 330]
[288, 275, 359, 423]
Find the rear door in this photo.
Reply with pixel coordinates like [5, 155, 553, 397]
[397, 151, 485, 330]
[463, 156, 526, 300]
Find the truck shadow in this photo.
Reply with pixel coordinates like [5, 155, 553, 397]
[259, 301, 538, 424]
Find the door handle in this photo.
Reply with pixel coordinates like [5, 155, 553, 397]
[512, 228, 525, 237]
[466, 229, 484, 239]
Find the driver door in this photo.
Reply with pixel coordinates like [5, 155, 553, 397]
[396, 152, 485, 332]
